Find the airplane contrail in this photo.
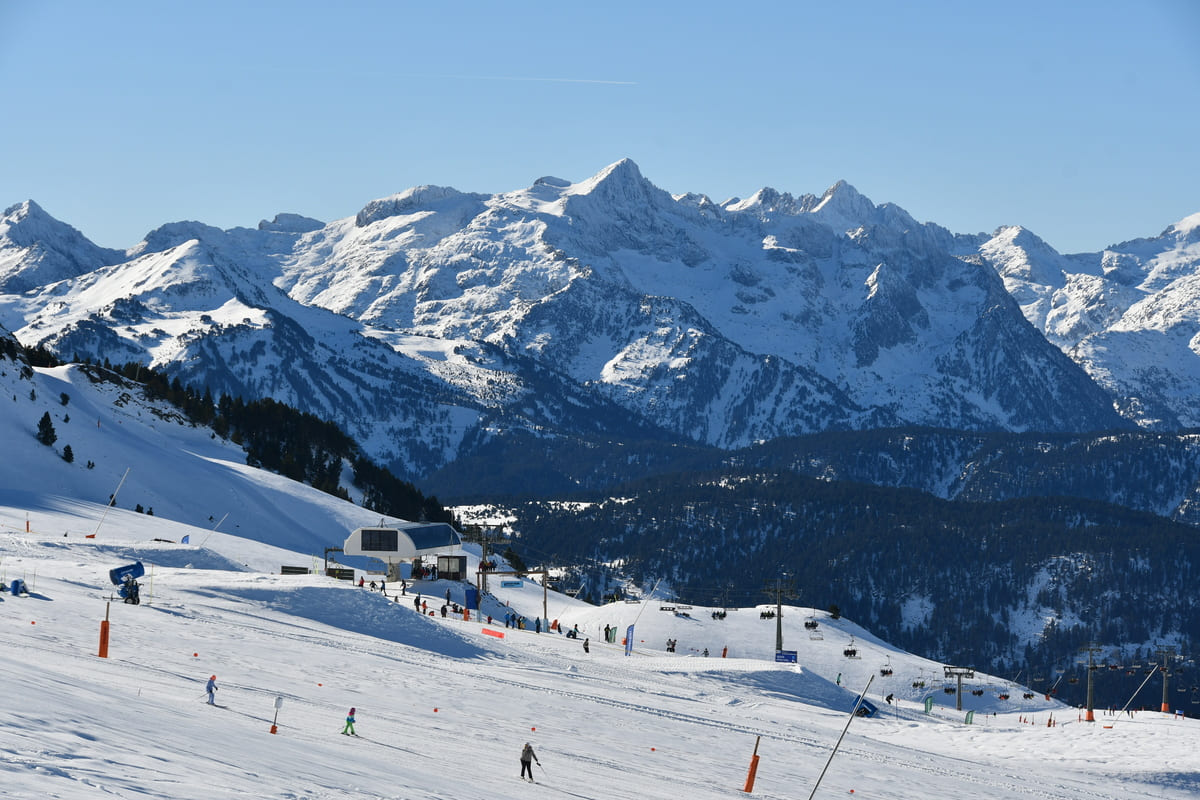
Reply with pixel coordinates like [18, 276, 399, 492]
[413, 73, 636, 85]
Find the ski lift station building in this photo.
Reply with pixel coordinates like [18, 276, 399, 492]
[343, 522, 464, 580]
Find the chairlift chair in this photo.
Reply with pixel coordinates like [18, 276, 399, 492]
[843, 636, 860, 659]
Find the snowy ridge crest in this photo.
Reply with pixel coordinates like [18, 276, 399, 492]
[4, 159, 1197, 477]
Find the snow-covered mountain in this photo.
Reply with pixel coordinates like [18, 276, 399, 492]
[981, 212, 1200, 428]
[0, 200, 124, 293]
[4, 161, 1185, 479]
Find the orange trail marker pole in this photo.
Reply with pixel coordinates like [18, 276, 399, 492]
[743, 735, 761, 793]
[98, 602, 110, 658]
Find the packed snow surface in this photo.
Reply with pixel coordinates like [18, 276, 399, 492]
[2, 503, 1198, 799]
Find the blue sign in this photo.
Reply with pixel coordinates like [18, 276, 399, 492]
[775, 650, 798, 663]
[500, 579, 522, 588]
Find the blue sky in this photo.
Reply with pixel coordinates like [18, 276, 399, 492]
[2, 0, 1197, 253]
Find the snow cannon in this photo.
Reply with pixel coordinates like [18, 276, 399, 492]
[109, 561, 145, 604]
[855, 699, 879, 718]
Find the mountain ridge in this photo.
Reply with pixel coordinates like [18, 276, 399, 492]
[4, 160, 1195, 482]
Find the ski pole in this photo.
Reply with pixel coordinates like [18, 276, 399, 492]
[538, 762, 547, 775]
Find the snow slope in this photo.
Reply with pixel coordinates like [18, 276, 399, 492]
[2, 503, 1198, 800]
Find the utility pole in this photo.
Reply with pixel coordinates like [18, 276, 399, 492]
[763, 574, 796, 652]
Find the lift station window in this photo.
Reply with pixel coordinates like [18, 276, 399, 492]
[359, 528, 399, 551]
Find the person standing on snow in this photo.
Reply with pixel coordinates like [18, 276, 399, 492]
[206, 675, 218, 705]
[520, 741, 540, 781]
[342, 707, 357, 736]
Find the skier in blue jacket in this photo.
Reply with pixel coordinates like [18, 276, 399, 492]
[206, 675, 218, 705]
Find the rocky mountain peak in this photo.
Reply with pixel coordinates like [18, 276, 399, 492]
[0, 200, 124, 292]
[258, 213, 324, 234]
[809, 180, 877, 231]
[355, 185, 472, 228]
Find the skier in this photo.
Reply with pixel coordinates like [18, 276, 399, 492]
[358, 576, 364, 588]
[520, 741, 540, 781]
[206, 675, 218, 705]
[342, 707, 357, 736]
[414, 594, 420, 612]
[583, 637, 590, 654]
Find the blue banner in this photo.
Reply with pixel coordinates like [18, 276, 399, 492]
[625, 624, 635, 656]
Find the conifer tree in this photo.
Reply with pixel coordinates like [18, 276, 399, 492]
[36, 412, 57, 446]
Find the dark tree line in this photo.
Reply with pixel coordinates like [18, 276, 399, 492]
[507, 469, 1200, 707]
